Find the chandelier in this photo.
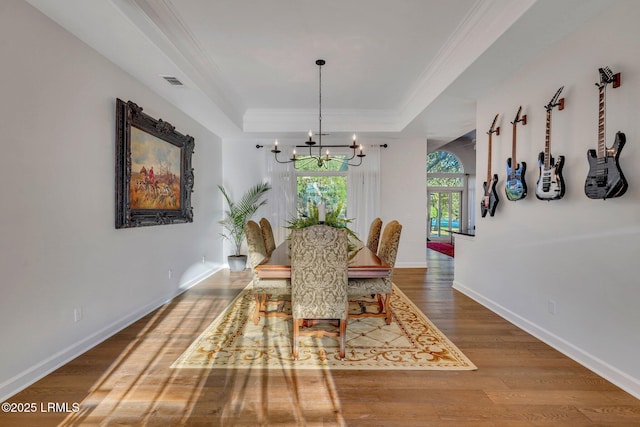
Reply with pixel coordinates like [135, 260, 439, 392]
[266, 59, 367, 169]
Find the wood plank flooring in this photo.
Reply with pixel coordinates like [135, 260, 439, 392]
[2, 250, 640, 426]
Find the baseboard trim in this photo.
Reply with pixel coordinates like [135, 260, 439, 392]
[452, 280, 640, 400]
[395, 261, 428, 268]
[0, 265, 223, 402]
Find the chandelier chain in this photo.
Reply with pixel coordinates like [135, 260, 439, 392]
[318, 60, 322, 149]
[261, 59, 389, 168]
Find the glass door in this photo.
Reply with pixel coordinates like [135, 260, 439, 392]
[428, 190, 461, 241]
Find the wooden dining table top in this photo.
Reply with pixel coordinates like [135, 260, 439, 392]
[255, 241, 391, 279]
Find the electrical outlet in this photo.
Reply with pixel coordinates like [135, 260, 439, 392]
[202, 255, 206, 263]
[548, 300, 557, 315]
[73, 307, 83, 322]
[168, 269, 173, 280]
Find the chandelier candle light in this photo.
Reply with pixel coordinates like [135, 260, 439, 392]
[266, 59, 369, 169]
[317, 202, 326, 223]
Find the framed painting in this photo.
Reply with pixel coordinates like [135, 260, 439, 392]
[115, 98, 195, 228]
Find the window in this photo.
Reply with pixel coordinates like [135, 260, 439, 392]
[295, 155, 348, 218]
[427, 151, 464, 186]
[427, 151, 467, 240]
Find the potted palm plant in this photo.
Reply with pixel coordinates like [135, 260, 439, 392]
[218, 182, 271, 271]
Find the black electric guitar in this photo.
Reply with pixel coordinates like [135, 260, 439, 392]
[535, 86, 566, 200]
[505, 106, 527, 201]
[481, 114, 500, 217]
[585, 67, 627, 199]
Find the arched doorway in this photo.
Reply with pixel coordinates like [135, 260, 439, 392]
[427, 151, 467, 242]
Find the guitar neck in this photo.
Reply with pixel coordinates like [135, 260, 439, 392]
[597, 85, 606, 158]
[544, 110, 551, 168]
[511, 122, 517, 169]
[486, 134, 493, 185]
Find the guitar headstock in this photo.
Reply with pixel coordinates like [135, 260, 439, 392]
[511, 106, 526, 125]
[487, 114, 500, 135]
[545, 86, 564, 111]
[598, 67, 614, 88]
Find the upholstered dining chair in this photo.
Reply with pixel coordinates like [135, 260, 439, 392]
[366, 217, 383, 254]
[259, 217, 277, 256]
[290, 225, 349, 360]
[348, 220, 402, 325]
[245, 220, 291, 325]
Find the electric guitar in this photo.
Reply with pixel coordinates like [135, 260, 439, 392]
[481, 114, 500, 217]
[584, 67, 628, 199]
[535, 86, 566, 200]
[505, 106, 527, 201]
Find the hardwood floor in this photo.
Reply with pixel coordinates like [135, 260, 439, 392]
[3, 250, 640, 426]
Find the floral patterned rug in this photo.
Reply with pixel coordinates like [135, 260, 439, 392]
[171, 284, 476, 370]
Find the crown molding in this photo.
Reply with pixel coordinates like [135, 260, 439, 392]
[124, 0, 245, 125]
[24, 0, 244, 137]
[243, 108, 402, 133]
[396, 0, 537, 129]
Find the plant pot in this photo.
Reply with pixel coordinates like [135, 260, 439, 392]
[228, 255, 248, 272]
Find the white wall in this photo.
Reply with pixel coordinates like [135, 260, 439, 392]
[380, 138, 427, 267]
[0, 0, 223, 400]
[454, 0, 640, 398]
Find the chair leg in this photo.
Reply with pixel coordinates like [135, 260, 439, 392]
[383, 293, 392, 325]
[339, 318, 347, 359]
[339, 300, 349, 359]
[292, 318, 301, 360]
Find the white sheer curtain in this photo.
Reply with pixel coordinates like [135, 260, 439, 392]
[265, 150, 296, 245]
[347, 144, 381, 242]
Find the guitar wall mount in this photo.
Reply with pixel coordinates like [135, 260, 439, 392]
[612, 72, 621, 88]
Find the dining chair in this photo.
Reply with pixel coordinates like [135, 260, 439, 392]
[259, 217, 277, 256]
[366, 217, 383, 254]
[348, 220, 402, 325]
[245, 220, 291, 325]
[290, 225, 349, 360]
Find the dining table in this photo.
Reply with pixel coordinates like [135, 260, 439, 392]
[255, 241, 391, 279]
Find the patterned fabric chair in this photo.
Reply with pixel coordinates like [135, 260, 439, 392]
[366, 217, 383, 254]
[245, 220, 291, 325]
[348, 220, 402, 325]
[259, 217, 277, 256]
[290, 225, 349, 360]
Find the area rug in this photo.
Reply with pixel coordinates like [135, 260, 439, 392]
[171, 283, 476, 370]
[427, 241, 454, 257]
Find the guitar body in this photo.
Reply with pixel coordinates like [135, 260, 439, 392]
[481, 174, 499, 217]
[505, 158, 527, 201]
[535, 153, 565, 200]
[584, 131, 628, 199]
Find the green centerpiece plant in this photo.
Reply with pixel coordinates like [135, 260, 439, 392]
[218, 182, 271, 271]
[286, 202, 360, 251]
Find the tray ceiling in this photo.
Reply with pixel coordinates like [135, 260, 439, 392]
[25, 0, 614, 146]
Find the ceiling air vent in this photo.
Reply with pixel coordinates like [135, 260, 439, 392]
[161, 75, 184, 86]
